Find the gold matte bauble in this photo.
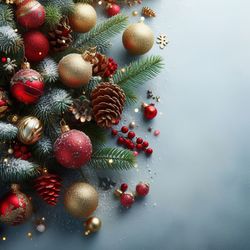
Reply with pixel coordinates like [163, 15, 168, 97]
[122, 22, 154, 55]
[64, 182, 99, 218]
[69, 3, 97, 33]
[17, 116, 43, 145]
[58, 53, 92, 88]
[84, 216, 102, 236]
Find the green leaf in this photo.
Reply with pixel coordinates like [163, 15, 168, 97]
[113, 56, 164, 104]
[89, 147, 136, 170]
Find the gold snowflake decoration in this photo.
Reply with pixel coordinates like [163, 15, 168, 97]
[157, 34, 169, 49]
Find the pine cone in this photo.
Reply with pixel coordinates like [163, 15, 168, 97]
[70, 97, 92, 123]
[48, 18, 73, 52]
[142, 7, 156, 17]
[92, 53, 118, 78]
[34, 170, 61, 206]
[91, 82, 126, 128]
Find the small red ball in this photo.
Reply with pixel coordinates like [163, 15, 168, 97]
[144, 104, 158, 120]
[106, 4, 121, 17]
[121, 126, 129, 133]
[54, 129, 92, 169]
[142, 141, 149, 148]
[136, 143, 143, 150]
[128, 131, 136, 139]
[16, 0, 46, 29]
[111, 129, 118, 136]
[23, 31, 49, 62]
[120, 183, 128, 192]
[136, 138, 143, 144]
[120, 193, 134, 208]
[136, 183, 150, 197]
[146, 148, 153, 155]
[1, 57, 7, 63]
[117, 136, 125, 144]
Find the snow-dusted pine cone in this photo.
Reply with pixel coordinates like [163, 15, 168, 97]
[91, 82, 126, 128]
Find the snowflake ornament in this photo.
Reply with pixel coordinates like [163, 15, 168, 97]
[3, 58, 17, 73]
[157, 34, 169, 49]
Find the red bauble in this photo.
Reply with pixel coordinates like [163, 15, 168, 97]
[0, 185, 32, 226]
[23, 31, 49, 62]
[54, 129, 92, 169]
[10, 66, 44, 104]
[16, 0, 46, 29]
[106, 4, 121, 17]
[144, 104, 158, 120]
[136, 183, 150, 197]
[120, 193, 135, 208]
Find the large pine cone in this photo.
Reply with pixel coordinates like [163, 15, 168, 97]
[48, 18, 73, 52]
[91, 82, 126, 128]
[34, 170, 61, 206]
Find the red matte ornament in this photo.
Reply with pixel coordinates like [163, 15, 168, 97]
[120, 193, 135, 208]
[136, 182, 150, 197]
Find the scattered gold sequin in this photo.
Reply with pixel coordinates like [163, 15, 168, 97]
[132, 11, 138, 16]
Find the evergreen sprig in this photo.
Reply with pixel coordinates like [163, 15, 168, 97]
[44, 4, 62, 30]
[0, 4, 15, 27]
[40, 0, 74, 15]
[113, 56, 164, 104]
[37, 57, 59, 83]
[73, 14, 128, 49]
[0, 158, 40, 183]
[89, 147, 136, 170]
[0, 122, 18, 141]
[32, 137, 53, 161]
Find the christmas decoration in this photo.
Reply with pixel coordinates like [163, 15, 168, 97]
[23, 31, 49, 62]
[58, 53, 93, 88]
[69, 3, 97, 33]
[106, 4, 121, 17]
[120, 193, 135, 208]
[35, 217, 46, 233]
[10, 62, 45, 104]
[120, 183, 128, 192]
[142, 7, 156, 17]
[64, 182, 99, 218]
[92, 53, 118, 78]
[135, 182, 150, 197]
[11, 142, 32, 160]
[48, 18, 73, 52]
[0, 184, 32, 226]
[2, 57, 17, 73]
[91, 82, 126, 128]
[84, 216, 102, 236]
[143, 103, 158, 120]
[122, 22, 154, 55]
[34, 168, 61, 206]
[157, 34, 169, 49]
[98, 177, 116, 190]
[0, 88, 11, 118]
[54, 122, 92, 169]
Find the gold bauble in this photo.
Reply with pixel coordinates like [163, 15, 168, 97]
[69, 3, 97, 33]
[58, 53, 92, 88]
[17, 116, 43, 145]
[122, 22, 154, 55]
[64, 182, 99, 218]
[84, 216, 102, 236]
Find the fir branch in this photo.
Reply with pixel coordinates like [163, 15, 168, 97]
[0, 26, 23, 53]
[84, 76, 102, 96]
[0, 158, 40, 183]
[113, 56, 164, 104]
[40, 0, 74, 15]
[0, 122, 18, 141]
[74, 0, 93, 3]
[44, 4, 62, 30]
[73, 14, 128, 49]
[32, 136, 53, 161]
[89, 147, 136, 170]
[31, 88, 73, 124]
[0, 4, 15, 27]
[37, 57, 59, 84]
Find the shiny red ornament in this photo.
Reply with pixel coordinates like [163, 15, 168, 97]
[120, 193, 135, 208]
[16, 0, 46, 29]
[144, 104, 158, 120]
[0, 184, 32, 226]
[136, 183, 150, 197]
[10, 66, 44, 104]
[54, 129, 92, 169]
[106, 4, 121, 17]
[23, 31, 49, 62]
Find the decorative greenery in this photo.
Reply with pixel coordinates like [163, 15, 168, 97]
[0, 4, 15, 28]
[0, 122, 18, 141]
[32, 137, 53, 161]
[113, 56, 164, 104]
[37, 57, 59, 83]
[89, 147, 136, 170]
[44, 4, 62, 30]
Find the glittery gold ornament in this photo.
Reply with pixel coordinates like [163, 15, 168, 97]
[69, 3, 97, 33]
[58, 53, 93, 88]
[84, 216, 102, 236]
[16, 116, 43, 145]
[64, 182, 99, 218]
[122, 22, 154, 55]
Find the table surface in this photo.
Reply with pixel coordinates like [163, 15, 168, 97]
[1, 1, 250, 250]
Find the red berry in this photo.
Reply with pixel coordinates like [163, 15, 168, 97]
[120, 183, 128, 192]
[14, 151, 22, 158]
[146, 148, 153, 155]
[133, 151, 139, 157]
[120, 193, 135, 208]
[128, 142, 135, 150]
[1, 57, 7, 63]
[111, 129, 118, 136]
[117, 137, 125, 144]
[113, 119, 120, 125]
[136, 143, 143, 150]
[136, 138, 143, 144]
[136, 183, 150, 197]
[20, 146, 28, 153]
[121, 126, 129, 133]
[142, 141, 149, 148]
[21, 154, 29, 160]
[144, 104, 158, 120]
[128, 131, 136, 139]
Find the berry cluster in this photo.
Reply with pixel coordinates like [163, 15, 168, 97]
[112, 126, 153, 156]
[103, 57, 118, 78]
[11, 142, 32, 160]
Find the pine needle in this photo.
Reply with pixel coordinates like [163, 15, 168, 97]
[0, 122, 18, 141]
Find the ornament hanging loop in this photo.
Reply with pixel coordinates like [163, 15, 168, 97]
[60, 119, 70, 133]
[82, 47, 98, 65]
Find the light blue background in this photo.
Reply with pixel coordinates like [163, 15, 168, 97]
[1, 0, 250, 249]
